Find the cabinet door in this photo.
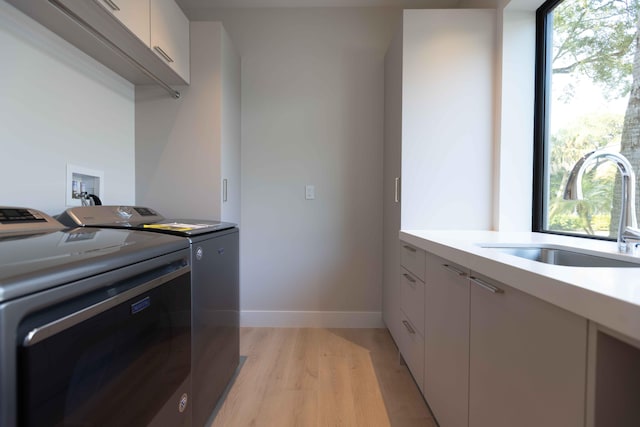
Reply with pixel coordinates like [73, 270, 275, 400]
[150, 0, 190, 83]
[468, 273, 587, 427]
[424, 253, 469, 427]
[381, 26, 403, 344]
[95, 0, 150, 46]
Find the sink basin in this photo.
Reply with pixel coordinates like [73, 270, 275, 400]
[481, 245, 640, 268]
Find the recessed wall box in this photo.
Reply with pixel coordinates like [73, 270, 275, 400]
[66, 165, 104, 206]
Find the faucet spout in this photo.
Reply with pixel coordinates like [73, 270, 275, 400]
[563, 149, 638, 253]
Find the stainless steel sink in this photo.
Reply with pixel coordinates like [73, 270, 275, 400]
[481, 245, 640, 268]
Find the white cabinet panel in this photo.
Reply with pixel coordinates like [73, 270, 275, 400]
[95, 0, 150, 46]
[150, 0, 189, 83]
[382, 23, 403, 344]
[400, 10, 495, 230]
[468, 273, 587, 427]
[424, 253, 469, 427]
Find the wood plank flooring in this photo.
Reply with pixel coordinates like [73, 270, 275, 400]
[210, 328, 436, 427]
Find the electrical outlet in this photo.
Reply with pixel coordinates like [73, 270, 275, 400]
[305, 185, 315, 200]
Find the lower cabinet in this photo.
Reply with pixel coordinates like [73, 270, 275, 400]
[392, 240, 589, 427]
[424, 253, 470, 427]
[395, 243, 426, 392]
[468, 272, 587, 427]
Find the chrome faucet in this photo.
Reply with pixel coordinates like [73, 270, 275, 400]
[563, 149, 640, 253]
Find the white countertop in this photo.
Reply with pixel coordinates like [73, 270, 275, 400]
[400, 230, 640, 342]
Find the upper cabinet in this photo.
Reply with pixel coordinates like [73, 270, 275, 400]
[6, 0, 190, 89]
[95, 0, 150, 46]
[150, 0, 190, 84]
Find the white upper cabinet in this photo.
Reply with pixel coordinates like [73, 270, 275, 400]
[95, 0, 150, 46]
[150, 0, 190, 84]
[7, 0, 190, 87]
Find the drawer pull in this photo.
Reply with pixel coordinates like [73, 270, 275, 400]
[402, 320, 416, 335]
[402, 273, 417, 284]
[470, 277, 504, 294]
[403, 245, 417, 253]
[102, 0, 120, 11]
[442, 264, 467, 277]
[154, 46, 175, 63]
[394, 177, 400, 203]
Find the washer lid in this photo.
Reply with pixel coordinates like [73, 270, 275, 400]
[58, 206, 236, 236]
[0, 228, 188, 303]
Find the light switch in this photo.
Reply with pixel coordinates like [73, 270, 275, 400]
[305, 185, 315, 200]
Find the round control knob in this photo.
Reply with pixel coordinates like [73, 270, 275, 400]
[116, 206, 133, 219]
[178, 393, 188, 413]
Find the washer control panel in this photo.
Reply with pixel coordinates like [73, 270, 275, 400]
[0, 207, 64, 235]
[59, 206, 165, 227]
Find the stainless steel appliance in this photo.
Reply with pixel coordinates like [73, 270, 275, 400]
[0, 207, 192, 427]
[58, 205, 239, 427]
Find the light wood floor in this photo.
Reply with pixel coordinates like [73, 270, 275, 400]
[210, 328, 436, 427]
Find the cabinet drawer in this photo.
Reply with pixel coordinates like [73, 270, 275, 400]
[400, 269, 425, 337]
[397, 313, 424, 392]
[400, 242, 425, 281]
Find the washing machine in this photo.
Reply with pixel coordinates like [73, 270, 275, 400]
[0, 206, 192, 427]
[58, 205, 239, 427]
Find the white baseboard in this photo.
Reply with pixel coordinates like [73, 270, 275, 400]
[240, 310, 384, 328]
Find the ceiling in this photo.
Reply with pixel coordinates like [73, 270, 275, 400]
[175, 0, 466, 9]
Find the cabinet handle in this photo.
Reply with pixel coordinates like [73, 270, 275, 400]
[403, 245, 416, 253]
[394, 177, 400, 203]
[402, 320, 416, 335]
[223, 179, 228, 202]
[442, 264, 467, 277]
[102, 0, 120, 11]
[402, 273, 417, 285]
[154, 46, 175, 63]
[470, 276, 504, 294]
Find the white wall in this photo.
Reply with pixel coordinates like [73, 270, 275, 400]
[187, 8, 398, 326]
[492, 0, 544, 230]
[494, 9, 536, 231]
[0, 1, 136, 215]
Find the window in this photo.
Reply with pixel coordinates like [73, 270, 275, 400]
[534, 0, 640, 239]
